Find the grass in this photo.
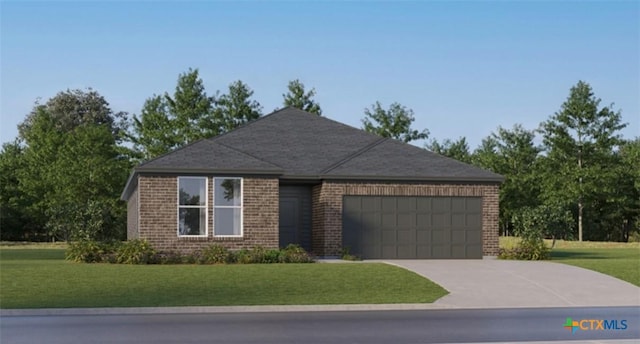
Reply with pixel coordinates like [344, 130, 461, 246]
[0, 248, 448, 309]
[500, 236, 640, 287]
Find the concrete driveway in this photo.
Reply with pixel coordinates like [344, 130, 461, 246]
[385, 259, 640, 308]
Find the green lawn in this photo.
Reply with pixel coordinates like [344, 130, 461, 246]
[550, 248, 640, 287]
[0, 249, 448, 309]
[500, 237, 640, 287]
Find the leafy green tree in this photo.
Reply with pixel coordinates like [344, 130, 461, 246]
[130, 95, 175, 160]
[472, 125, 542, 235]
[130, 68, 215, 160]
[17, 90, 131, 241]
[166, 68, 216, 142]
[538, 81, 626, 241]
[0, 141, 37, 240]
[283, 79, 322, 115]
[362, 102, 428, 143]
[426, 137, 471, 163]
[215, 80, 262, 132]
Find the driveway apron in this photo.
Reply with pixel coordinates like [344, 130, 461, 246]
[384, 259, 640, 308]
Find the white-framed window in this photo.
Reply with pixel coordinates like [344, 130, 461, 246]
[213, 177, 243, 237]
[177, 177, 208, 237]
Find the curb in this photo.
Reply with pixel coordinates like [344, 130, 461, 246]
[1, 303, 456, 316]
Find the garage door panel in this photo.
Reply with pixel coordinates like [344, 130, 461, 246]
[416, 229, 431, 244]
[382, 213, 396, 227]
[397, 245, 416, 259]
[467, 198, 482, 212]
[398, 213, 416, 227]
[451, 229, 466, 244]
[451, 198, 467, 212]
[451, 245, 466, 259]
[432, 229, 451, 244]
[417, 214, 431, 227]
[467, 229, 482, 244]
[361, 197, 381, 211]
[432, 213, 451, 226]
[342, 196, 483, 259]
[382, 198, 396, 211]
[397, 229, 415, 244]
[432, 245, 451, 259]
[397, 197, 416, 210]
[452, 213, 467, 226]
[417, 245, 432, 258]
[432, 198, 451, 211]
[416, 198, 431, 211]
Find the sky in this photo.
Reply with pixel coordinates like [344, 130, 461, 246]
[1, 1, 638, 149]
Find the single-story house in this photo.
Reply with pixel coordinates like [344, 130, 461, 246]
[121, 107, 503, 259]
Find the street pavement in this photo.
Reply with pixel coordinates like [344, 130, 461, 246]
[385, 259, 640, 308]
[2, 307, 639, 344]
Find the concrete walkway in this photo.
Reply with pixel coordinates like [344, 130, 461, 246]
[385, 259, 640, 308]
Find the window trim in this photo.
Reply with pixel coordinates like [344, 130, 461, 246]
[177, 176, 209, 238]
[213, 177, 244, 238]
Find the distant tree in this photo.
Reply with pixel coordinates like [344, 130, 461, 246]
[0, 141, 36, 240]
[283, 79, 322, 115]
[472, 124, 542, 235]
[426, 137, 471, 163]
[215, 80, 262, 133]
[362, 101, 429, 143]
[130, 95, 175, 160]
[17, 90, 131, 241]
[130, 68, 216, 160]
[538, 81, 627, 241]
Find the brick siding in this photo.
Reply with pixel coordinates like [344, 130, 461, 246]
[311, 181, 500, 257]
[132, 175, 278, 253]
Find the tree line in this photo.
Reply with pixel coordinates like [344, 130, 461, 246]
[1, 69, 637, 243]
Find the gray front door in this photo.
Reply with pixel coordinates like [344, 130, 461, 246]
[342, 196, 483, 259]
[279, 186, 312, 251]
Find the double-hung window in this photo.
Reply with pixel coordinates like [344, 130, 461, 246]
[214, 178, 242, 237]
[178, 177, 207, 237]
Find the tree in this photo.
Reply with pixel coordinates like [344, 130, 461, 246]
[0, 141, 38, 240]
[130, 68, 215, 160]
[426, 137, 471, 163]
[472, 125, 542, 235]
[362, 101, 429, 143]
[538, 81, 627, 241]
[130, 95, 175, 160]
[282, 79, 322, 115]
[166, 68, 216, 142]
[215, 80, 262, 133]
[17, 90, 131, 241]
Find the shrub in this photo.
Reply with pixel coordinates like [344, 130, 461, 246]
[115, 239, 156, 264]
[504, 207, 552, 260]
[65, 239, 120, 263]
[340, 247, 360, 261]
[152, 251, 184, 265]
[200, 244, 232, 264]
[279, 244, 314, 263]
[232, 249, 251, 264]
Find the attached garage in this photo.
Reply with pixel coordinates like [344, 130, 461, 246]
[342, 196, 483, 259]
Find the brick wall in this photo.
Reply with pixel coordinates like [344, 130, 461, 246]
[312, 181, 500, 257]
[126, 185, 139, 239]
[135, 175, 278, 253]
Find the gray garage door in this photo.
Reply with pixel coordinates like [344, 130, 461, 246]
[342, 196, 483, 259]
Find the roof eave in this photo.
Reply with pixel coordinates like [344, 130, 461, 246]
[120, 167, 285, 201]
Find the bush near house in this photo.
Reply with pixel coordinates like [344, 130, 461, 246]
[65, 240, 314, 264]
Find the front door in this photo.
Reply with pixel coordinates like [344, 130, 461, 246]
[279, 186, 312, 251]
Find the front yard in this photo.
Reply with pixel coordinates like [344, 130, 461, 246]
[500, 237, 640, 287]
[0, 248, 448, 309]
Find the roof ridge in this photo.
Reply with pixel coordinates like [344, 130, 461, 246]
[320, 137, 389, 174]
[208, 107, 294, 143]
[137, 138, 208, 168]
[214, 140, 285, 170]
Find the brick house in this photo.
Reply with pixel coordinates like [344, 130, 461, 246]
[121, 107, 503, 259]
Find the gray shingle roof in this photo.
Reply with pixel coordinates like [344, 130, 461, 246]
[122, 107, 502, 200]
